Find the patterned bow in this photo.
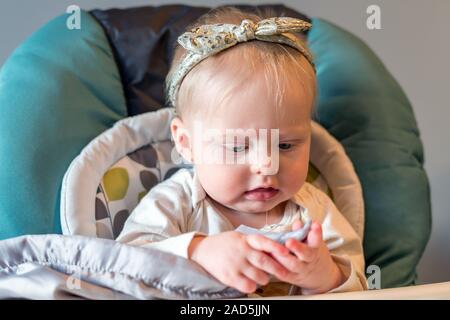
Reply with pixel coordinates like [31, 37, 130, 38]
[178, 17, 312, 56]
[167, 17, 315, 108]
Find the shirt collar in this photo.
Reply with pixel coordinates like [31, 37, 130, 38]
[191, 169, 207, 207]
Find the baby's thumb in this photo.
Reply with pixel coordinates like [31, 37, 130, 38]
[306, 222, 323, 248]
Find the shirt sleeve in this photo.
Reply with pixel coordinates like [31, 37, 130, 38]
[115, 169, 204, 259]
[300, 184, 368, 293]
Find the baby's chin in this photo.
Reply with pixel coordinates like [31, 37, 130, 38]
[228, 197, 286, 214]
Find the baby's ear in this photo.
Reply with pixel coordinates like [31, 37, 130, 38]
[170, 117, 193, 163]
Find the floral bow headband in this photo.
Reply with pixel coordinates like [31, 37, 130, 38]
[166, 17, 315, 108]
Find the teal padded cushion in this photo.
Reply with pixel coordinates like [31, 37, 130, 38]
[0, 11, 127, 239]
[308, 18, 431, 288]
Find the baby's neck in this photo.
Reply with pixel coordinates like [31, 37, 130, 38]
[208, 198, 287, 229]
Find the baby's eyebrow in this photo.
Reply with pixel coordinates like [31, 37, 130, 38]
[279, 128, 310, 140]
[217, 134, 308, 144]
[218, 129, 309, 137]
[279, 137, 307, 142]
[220, 131, 257, 140]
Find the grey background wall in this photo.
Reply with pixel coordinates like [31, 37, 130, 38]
[0, 0, 449, 285]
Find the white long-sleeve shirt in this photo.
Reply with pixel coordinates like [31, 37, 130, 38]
[116, 168, 367, 296]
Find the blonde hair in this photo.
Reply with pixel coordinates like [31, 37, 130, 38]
[165, 6, 317, 121]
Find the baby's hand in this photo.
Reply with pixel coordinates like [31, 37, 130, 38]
[188, 231, 290, 293]
[270, 220, 345, 294]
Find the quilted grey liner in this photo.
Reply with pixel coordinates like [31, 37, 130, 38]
[0, 234, 244, 299]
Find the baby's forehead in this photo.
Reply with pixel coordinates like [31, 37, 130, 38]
[181, 44, 315, 124]
[189, 113, 311, 139]
[192, 64, 312, 109]
[186, 82, 312, 136]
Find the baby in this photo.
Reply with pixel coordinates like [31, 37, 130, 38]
[117, 7, 367, 296]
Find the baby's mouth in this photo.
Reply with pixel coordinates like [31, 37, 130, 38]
[244, 187, 279, 201]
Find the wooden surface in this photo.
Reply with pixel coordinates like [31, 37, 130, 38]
[249, 281, 450, 300]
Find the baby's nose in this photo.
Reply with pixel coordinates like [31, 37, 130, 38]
[250, 157, 278, 175]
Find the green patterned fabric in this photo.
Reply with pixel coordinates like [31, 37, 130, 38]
[95, 142, 182, 239]
[308, 18, 431, 288]
[0, 10, 127, 239]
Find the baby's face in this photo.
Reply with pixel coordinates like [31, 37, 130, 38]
[173, 69, 313, 214]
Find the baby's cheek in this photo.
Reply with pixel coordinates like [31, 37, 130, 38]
[217, 165, 248, 192]
[197, 164, 247, 200]
[279, 157, 308, 192]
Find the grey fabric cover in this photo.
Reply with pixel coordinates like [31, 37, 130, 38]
[0, 234, 243, 299]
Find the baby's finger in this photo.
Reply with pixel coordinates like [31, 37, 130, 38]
[233, 274, 258, 294]
[246, 234, 289, 255]
[241, 263, 270, 286]
[291, 219, 303, 231]
[270, 251, 306, 274]
[306, 222, 323, 249]
[247, 250, 289, 280]
[285, 239, 316, 262]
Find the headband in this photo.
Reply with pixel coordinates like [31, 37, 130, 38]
[167, 17, 315, 108]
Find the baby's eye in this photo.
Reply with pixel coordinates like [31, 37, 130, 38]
[279, 143, 293, 150]
[225, 145, 248, 153]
